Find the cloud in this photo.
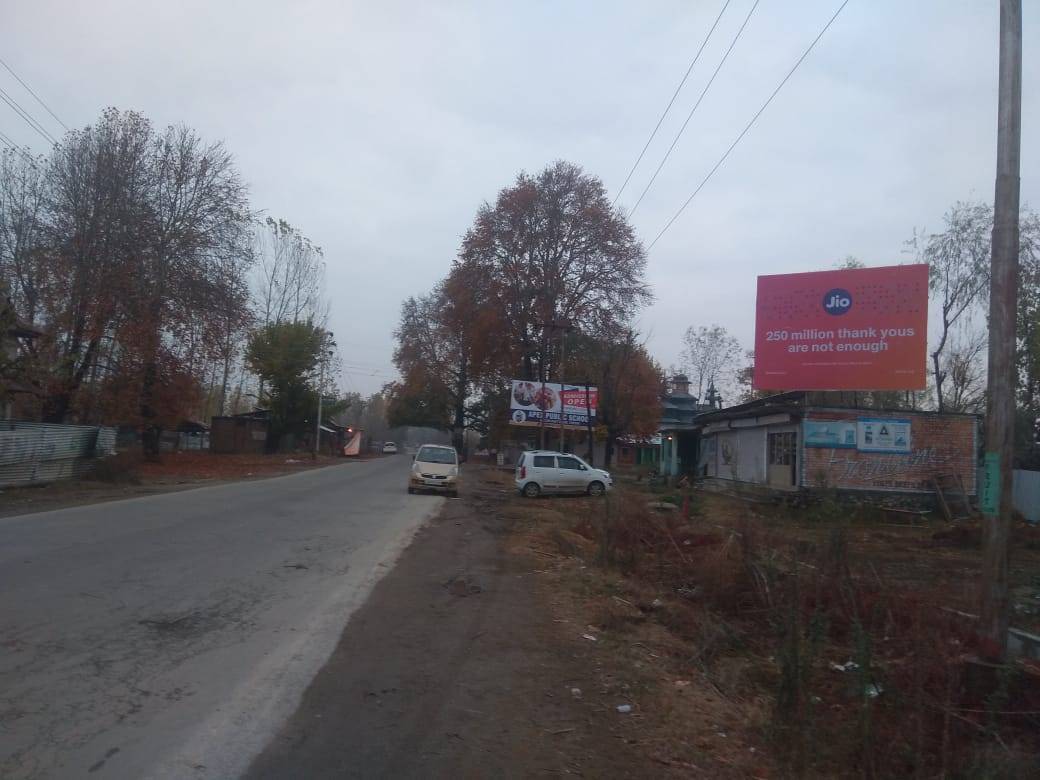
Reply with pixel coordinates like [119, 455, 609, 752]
[2, 0, 1034, 395]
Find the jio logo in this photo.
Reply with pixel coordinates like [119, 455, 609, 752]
[823, 288, 852, 315]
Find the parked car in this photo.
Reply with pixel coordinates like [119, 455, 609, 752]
[514, 450, 612, 498]
[408, 444, 459, 497]
[382, 441, 398, 454]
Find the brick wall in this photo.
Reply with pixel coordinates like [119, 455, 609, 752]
[801, 408, 978, 494]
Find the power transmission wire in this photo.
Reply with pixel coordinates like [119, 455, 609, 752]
[340, 359, 397, 370]
[0, 57, 69, 132]
[0, 86, 57, 145]
[0, 128, 38, 166]
[0, 86, 56, 145]
[648, 0, 852, 250]
[629, 0, 761, 218]
[340, 360, 397, 373]
[612, 0, 733, 206]
[342, 368, 359, 393]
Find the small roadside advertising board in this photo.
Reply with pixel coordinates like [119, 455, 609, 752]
[803, 420, 856, 449]
[509, 380, 597, 430]
[753, 264, 928, 391]
[855, 417, 911, 453]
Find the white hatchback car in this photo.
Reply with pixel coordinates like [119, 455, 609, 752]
[515, 451, 612, 498]
[382, 441, 398, 454]
[408, 444, 459, 497]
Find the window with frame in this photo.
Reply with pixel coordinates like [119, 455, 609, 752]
[557, 456, 583, 470]
[532, 455, 555, 468]
[768, 432, 796, 466]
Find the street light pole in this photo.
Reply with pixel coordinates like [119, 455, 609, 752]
[558, 325, 567, 453]
[584, 381, 594, 466]
[980, 0, 1021, 660]
[313, 331, 335, 461]
[538, 325, 547, 450]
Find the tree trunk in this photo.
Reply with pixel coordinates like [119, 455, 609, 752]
[139, 321, 164, 462]
[452, 356, 468, 459]
[932, 349, 945, 413]
[43, 337, 101, 423]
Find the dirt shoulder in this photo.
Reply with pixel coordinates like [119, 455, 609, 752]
[246, 464, 663, 779]
[0, 452, 370, 518]
[248, 464, 1040, 778]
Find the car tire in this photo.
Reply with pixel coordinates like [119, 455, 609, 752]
[587, 481, 605, 497]
[522, 482, 541, 498]
[448, 490, 458, 499]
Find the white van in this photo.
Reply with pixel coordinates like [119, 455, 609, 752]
[514, 450, 612, 498]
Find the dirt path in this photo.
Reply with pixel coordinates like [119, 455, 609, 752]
[246, 466, 645, 778]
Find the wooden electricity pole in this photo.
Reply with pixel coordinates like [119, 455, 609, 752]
[980, 0, 1022, 660]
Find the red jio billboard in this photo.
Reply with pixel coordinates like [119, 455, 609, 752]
[753, 264, 929, 391]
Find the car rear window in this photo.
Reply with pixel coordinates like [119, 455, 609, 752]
[416, 447, 456, 464]
[532, 455, 555, 468]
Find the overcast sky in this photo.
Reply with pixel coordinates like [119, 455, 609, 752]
[3, 1, 1036, 397]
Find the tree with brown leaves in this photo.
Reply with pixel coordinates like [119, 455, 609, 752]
[455, 160, 652, 383]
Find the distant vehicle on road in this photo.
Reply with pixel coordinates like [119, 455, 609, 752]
[515, 451, 612, 498]
[408, 444, 459, 497]
[382, 441, 398, 454]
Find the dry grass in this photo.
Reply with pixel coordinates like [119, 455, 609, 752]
[483, 466, 1040, 778]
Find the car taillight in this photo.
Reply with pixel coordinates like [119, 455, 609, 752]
[520, 466, 526, 479]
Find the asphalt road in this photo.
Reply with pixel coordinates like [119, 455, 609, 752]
[0, 456, 440, 780]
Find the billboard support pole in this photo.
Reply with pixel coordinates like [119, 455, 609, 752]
[980, 0, 1021, 661]
[585, 382, 594, 466]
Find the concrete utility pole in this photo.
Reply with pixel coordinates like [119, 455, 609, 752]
[980, 0, 1022, 660]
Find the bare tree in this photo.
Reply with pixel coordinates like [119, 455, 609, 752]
[833, 255, 865, 269]
[909, 203, 992, 412]
[0, 149, 46, 325]
[41, 108, 154, 421]
[1015, 210, 1040, 416]
[131, 124, 252, 453]
[681, 323, 741, 402]
[253, 217, 325, 326]
[942, 328, 987, 414]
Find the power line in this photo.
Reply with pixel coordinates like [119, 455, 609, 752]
[340, 360, 397, 372]
[0, 85, 57, 145]
[340, 359, 397, 370]
[612, 0, 733, 206]
[629, 0, 761, 218]
[0, 57, 69, 132]
[0, 86, 56, 145]
[648, 0, 852, 250]
[0, 128, 38, 167]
